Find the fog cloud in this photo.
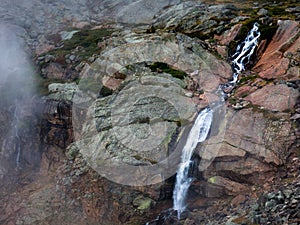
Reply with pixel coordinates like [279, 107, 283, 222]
[0, 23, 36, 175]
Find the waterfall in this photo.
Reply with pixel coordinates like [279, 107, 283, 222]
[173, 108, 213, 217]
[0, 24, 37, 173]
[172, 23, 261, 218]
[13, 105, 21, 169]
[228, 22, 261, 86]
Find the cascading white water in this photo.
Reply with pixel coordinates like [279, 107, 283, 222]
[172, 23, 261, 218]
[229, 22, 260, 85]
[173, 108, 213, 218]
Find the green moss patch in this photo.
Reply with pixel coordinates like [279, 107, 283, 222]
[228, 97, 238, 105]
[133, 196, 155, 211]
[45, 28, 114, 61]
[63, 28, 112, 51]
[208, 176, 217, 184]
[265, 3, 299, 20]
[38, 77, 61, 92]
[147, 62, 187, 80]
[259, 24, 278, 43]
[238, 74, 259, 84]
[99, 86, 113, 97]
[133, 155, 158, 164]
[184, 31, 211, 40]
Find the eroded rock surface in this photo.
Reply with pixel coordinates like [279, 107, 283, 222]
[254, 20, 300, 80]
[71, 31, 232, 186]
[245, 84, 299, 112]
[199, 107, 294, 196]
[152, 1, 238, 37]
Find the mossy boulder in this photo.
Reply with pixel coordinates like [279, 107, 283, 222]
[133, 195, 155, 211]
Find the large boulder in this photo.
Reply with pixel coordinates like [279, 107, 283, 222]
[74, 74, 196, 186]
[253, 20, 300, 80]
[244, 84, 299, 112]
[198, 107, 295, 196]
[71, 31, 232, 186]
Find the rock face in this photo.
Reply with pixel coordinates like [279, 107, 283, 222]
[199, 107, 294, 197]
[196, 20, 300, 197]
[152, 1, 238, 37]
[115, 0, 181, 24]
[1, 24, 233, 224]
[0, 0, 186, 53]
[55, 144, 174, 225]
[253, 20, 300, 80]
[41, 82, 76, 149]
[75, 74, 196, 185]
[244, 84, 299, 112]
[71, 31, 232, 186]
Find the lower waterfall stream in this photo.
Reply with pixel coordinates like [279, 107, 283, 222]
[173, 108, 213, 217]
[172, 22, 261, 219]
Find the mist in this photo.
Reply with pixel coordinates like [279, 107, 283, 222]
[0, 23, 38, 178]
[0, 0, 184, 182]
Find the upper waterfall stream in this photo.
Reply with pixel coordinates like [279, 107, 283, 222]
[172, 23, 261, 218]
